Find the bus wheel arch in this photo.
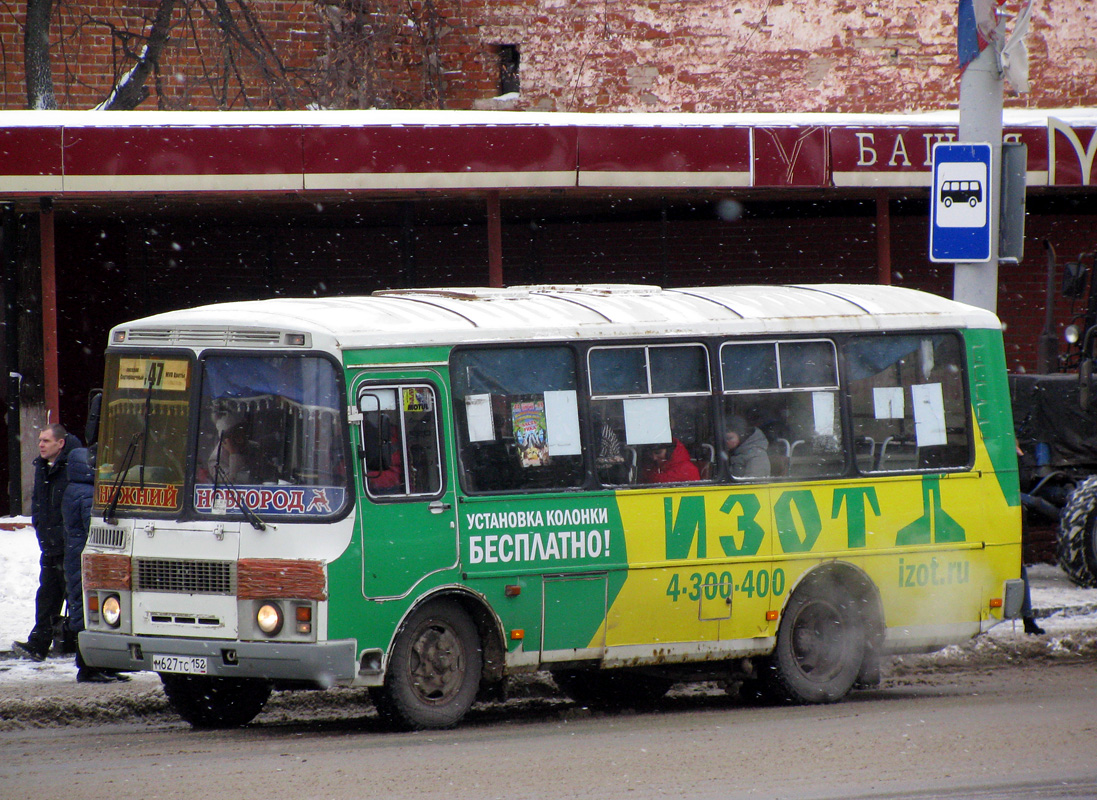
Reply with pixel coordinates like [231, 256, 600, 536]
[371, 590, 498, 730]
[764, 562, 884, 703]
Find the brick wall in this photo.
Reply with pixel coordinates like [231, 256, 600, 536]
[1, 1, 1094, 111]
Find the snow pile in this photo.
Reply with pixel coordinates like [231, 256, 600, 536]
[0, 520, 82, 682]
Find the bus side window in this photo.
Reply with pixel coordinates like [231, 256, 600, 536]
[359, 385, 443, 499]
[589, 343, 713, 486]
[719, 339, 842, 480]
[844, 334, 970, 473]
[452, 347, 585, 494]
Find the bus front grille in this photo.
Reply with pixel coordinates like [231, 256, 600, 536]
[134, 558, 236, 595]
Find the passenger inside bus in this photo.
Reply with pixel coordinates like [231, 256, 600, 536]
[363, 415, 405, 495]
[723, 415, 771, 478]
[208, 422, 256, 484]
[640, 439, 701, 483]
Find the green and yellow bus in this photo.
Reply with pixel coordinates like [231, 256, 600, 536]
[81, 283, 1024, 729]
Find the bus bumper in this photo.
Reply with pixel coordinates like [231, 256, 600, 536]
[79, 631, 358, 684]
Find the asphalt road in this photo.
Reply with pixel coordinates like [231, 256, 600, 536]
[1, 656, 1095, 800]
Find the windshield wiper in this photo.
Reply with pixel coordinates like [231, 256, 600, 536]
[104, 432, 141, 525]
[105, 368, 156, 524]
[211, 432, 266, 531]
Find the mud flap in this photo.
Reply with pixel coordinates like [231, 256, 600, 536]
[1002, 578, 1025, 619]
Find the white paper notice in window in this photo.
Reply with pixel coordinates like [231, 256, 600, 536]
[812, 391, 836, 436]
[873, 386, 905, 419]
[912, 382, 947, 447]
[623, 396, 672, 445]
[465, 393, 495, 442]
[544, 390, 581, 456]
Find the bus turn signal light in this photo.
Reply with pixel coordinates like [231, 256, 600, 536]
[504, 585, 521, 597]
[989, 598, 1003, 608]
[510, 629, 525, 640]
[766, 610, 780, 621]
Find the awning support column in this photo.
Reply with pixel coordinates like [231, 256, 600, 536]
[487, 191, 503, 288]
[40, 198, 59, 422]
[875, 189, 892, 285]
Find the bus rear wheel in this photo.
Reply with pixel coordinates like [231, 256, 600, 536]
[764, 575, 864, 704]
[373, 600, 482, 730]
[160, 674, 272, 729]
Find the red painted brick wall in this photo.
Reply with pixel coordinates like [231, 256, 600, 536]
[1, 1, 1093, 111]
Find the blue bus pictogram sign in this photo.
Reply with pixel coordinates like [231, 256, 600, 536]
[930, 143, 992, 263]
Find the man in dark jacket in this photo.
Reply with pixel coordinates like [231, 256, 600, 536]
[62, 446, 127, 682]
[12, 424, 80, 661]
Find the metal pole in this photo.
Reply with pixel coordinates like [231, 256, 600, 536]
[487, 191, 503, 288]
[952, 44, 1003, 313]
[2, 204, 21, 514]
[875, 189, 892, 285]
[1037, 240, 1057, 373]
[40, 197, 60, 420]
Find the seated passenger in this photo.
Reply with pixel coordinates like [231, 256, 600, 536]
[724, 416, 771, 478]
[208, 423, 256, 484]
[595, 422, 629, 484]
[640, 439, 701, 484]
[367, 448, 404, 494]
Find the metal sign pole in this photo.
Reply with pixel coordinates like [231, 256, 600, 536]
[953, 43, 1003, 313]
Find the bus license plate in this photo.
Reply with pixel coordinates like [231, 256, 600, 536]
[151, 654, 208, 675]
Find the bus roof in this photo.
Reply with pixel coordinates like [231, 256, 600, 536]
[113, 284, 1003, 352]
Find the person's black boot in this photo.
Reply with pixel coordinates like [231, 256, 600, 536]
[12, 640, 47, 662]
[77, 669, 115, 683]
[1023, 617, 1046, 635]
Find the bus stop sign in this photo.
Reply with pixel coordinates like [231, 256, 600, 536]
[930, 142, 992, 263]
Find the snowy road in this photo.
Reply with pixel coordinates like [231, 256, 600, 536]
[3, 521, 1097, 797]
[1, 657, 1096, 800]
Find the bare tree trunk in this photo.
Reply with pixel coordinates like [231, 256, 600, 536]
[98, 0, 179, 110]
[24, 0, 56, 109]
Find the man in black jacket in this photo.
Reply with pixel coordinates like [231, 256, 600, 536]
[12, 423, 81, 661]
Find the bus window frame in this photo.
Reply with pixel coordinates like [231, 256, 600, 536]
[97, 347, 197, 519]
[356, 381, 447, 503]
[187, 348, 355, 523]
[587, 341, 715, 485]
[450, 342, 587, 496]
[719, 337, 844, 481]
[839, 330, 975, 476]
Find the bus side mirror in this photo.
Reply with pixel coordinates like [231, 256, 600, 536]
[1062, 261, 1087, 299]
[85, 389, 103, 448]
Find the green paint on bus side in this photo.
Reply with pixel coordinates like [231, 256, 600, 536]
[965, 327, 1020, 507]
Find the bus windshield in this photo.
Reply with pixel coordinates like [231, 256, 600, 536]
[96, 354, 193, 514]
[193, 354, 349, 518]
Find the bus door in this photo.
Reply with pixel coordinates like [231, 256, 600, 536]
[352, 372, 458, 599]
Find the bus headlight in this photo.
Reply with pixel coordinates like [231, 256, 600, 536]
[256, 603, 284, 636]
[102, 595, 122, 628]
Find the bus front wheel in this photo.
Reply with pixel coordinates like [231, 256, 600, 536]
[373, 600, 483, 730]
[160, 674, 271, 728]
[764, 575, 864, 704]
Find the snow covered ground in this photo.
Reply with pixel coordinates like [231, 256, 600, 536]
[3, 519, 1097, 686]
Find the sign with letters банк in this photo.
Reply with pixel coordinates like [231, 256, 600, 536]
[930, 142, 993, 263]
